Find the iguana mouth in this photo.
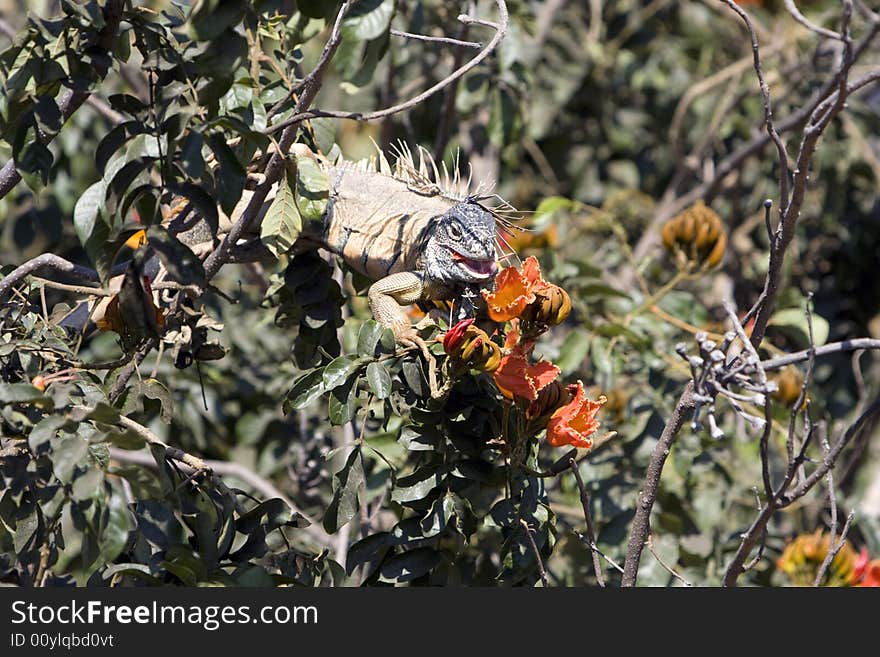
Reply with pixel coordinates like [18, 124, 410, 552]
[451, 250, 498, 278]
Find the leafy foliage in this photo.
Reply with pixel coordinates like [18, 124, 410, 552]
[1, 0, 879, 588]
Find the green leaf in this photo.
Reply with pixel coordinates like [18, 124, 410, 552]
[187, 0, 246, 41]
[0, 383, 50, 406]
[357, 319, 384, 357]
[401, 359, 427, 398]
[769, 308, 829, 347]
[73, 181, 107, 249]
[142, 378, 173, 424]
[51, 435, 89, 484]
[294, 154, 329, 222]
[342, 0, 394, 41]
[365, 362, 392, 399]
[322, 355, 364, 391]
[260, 170, 302, 258]
[284, 369, 324, 412]
[13, 510, 38, 554]
[328, 376, 359, 425]
[378, 547, 440, 583]
[390, 467, 441, 504]
[555, 331, 591, 375]
[323, 446, 365, 534]
[397, 425, 439, 452]
[205, 133, 246, 215]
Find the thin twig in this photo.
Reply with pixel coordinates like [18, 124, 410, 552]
[519, 519, 549, 587]
[783, 0, 845, 41]
[569, 457, 606, 587]
[646, 535, 692, 586]
[389, 28, 481, 48]
[814, 511, 856, 587]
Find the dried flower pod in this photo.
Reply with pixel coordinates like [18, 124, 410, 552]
[661, 201, 727, 269]
[526, 379, 572, 421]
[521, 283, 572, 327]
[443, 319, 502, 373]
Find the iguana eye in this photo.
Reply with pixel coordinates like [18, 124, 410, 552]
[448, 223, 463, 240]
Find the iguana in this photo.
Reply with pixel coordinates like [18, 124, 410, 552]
[287, 143, 515, 343]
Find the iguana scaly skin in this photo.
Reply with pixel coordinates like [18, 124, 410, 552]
[288, 144, 508, 343]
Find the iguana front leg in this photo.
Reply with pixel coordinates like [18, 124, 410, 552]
[368, 271, 443, 397]
[367, 271, 425, 342]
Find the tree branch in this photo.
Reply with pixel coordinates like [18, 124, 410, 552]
[0, 254, 100, 300]
[621, 383, 696, 586]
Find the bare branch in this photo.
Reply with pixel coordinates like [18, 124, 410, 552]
[390, 28, 481, 49]
[784, 0, 846, 40]
[622, 384, 696, 586]
[721, 0, 791, 218]
[0, 254, 100, 300]
[647, 535, 692, 586]
[569, 457, 606, 587]
[761, 338, 880, 370]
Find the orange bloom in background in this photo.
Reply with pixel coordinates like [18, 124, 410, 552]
[546, 382, 606, 448]
[483, 256, 546, 322]
[856, 559, 880, 587]
[493, 338, 560, 401]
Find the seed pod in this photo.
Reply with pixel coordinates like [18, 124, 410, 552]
[522, 283, 572, 326]
[660, 200, 727, 270]
[443, 321, 501, 373]
[526, 379, 571, 421]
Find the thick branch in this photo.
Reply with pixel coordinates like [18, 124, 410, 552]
[0, 254, 100, 300]
[202, 1, 353, 282]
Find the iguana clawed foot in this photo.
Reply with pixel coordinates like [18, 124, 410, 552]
[389, 321, 443, 399]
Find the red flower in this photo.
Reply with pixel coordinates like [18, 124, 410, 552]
[443, 318, 475, 353]
[483, 256, 546, 322]
[492, 331, 560, 401]
[546, 382, 606, 448]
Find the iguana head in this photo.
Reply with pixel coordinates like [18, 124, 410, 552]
[423, 202, 498, 284]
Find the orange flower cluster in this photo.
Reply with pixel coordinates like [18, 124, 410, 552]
[776, 530, 880, 587]
[441, 256, 605, 450]
[483, 256, 571, 326]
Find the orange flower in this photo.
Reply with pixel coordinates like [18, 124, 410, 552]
[546, 382, 606, 448]
[492, 337, 559, 401]
[856, 559, 880, 587]
[125, 229, 147, 250]
[483, 256, 545, 322]
[443, 318, 501, 372]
